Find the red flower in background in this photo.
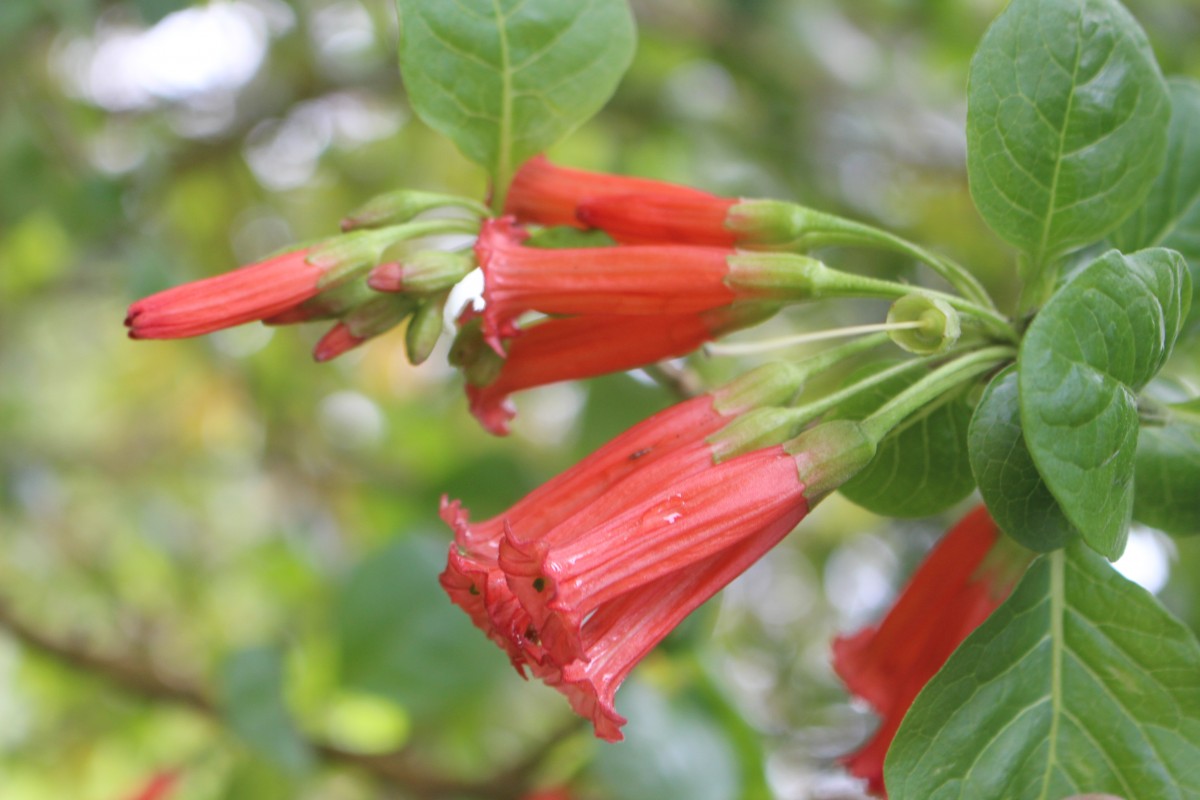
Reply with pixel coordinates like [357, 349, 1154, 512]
[125, 249, 321, 339]
[503, 154, 718, 229]
[832, 505, 1027, 796]
[122, 770, 179, 800]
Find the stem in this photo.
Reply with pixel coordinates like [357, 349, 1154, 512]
[861, 345, 1014, 443]
[704, 323, 919, 356]
[803, 213, 996, 310]
[828, 269, 1016, 344]
[793, 354, 937, 420]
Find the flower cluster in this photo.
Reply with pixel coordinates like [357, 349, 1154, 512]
[123, 154, 1017, 760]
[441, 385, 877, 740]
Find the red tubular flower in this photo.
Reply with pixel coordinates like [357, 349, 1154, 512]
[577, 192, 739, 246]
[504, 155, 717, 229]
[440, 361, 811, 674]
[461, 304, 776, 436]
[832, 505, 1028, 797]
[549, 509, 801, 740]
[125, 249, 322, 339]
[439, 392, 729, 672]
[501, 444, 812, 665]
[443, 418, 877, 741]
[476, 217, 738, 351]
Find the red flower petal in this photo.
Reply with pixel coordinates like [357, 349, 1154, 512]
[832, 505, 1028, 796]
[126, 249, 321, 339]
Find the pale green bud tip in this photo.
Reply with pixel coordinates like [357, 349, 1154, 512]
[343, 295, 417, 339]
[886, 293, 961, 355]
[784, 419, 876, 502]
[388, 251, 475, 295]
[406, 293, 449, 366]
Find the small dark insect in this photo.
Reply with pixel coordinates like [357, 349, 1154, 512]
[628, 447, 653, 461]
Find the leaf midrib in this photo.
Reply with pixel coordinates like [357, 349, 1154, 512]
[1039, 548, 1066, 799]
[491, 0, 514, 211]
[1034, 9, 1086, 268]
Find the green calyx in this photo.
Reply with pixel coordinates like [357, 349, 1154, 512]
[309, 219, 485, 290]
[784, 419, 877, 503]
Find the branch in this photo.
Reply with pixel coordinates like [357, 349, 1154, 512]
[0, 599, 567, 799]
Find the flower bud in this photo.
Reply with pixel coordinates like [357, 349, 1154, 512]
[340, 190, 488, 231]
[406, 292, 449, 365]
[368, 250, 476, 295]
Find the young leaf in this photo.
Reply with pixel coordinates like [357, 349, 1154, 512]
[968, 366, 1077, 551]
[395, 0, 636, 201]
[966, 0, 1169, 267]
[1134, 413, 1200, 536]
[833, 364, 976, 518]
[885, 545, 1200, 800]
[218, 647, 314, 776]
[1019, 248, 1190, 558]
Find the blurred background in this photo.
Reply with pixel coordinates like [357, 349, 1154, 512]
[2, 0, 1199, 797]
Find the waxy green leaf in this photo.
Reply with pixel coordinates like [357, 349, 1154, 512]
[968, 366, 1077, 551]
[218, 647, 313, 776]
[967, 0, 1169, 266]
[885, 545, 1200, 800]
[1112, 79, 1200, 255]
[395, 0, 635, 200]
[1019, 248, 1190, 558]
[834, 365, 976, 518]
[1112, 78, 1200, 317]
[1134, 412, 1200, 536]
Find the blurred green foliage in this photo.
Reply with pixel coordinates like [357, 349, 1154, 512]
[2, 1, 1199, 798]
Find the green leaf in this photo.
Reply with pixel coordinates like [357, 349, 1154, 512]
[1134, 413, 1200, 536]
[1019, 248, 1191, 558]
[335, 536, 501, 722]
[395, 0, 636, 199]
[885, 545, 1200, 800]
[833, 364, 976, 518]
[1112, 79, 1200, 255]
[1112, 77, 1200, 320]
[968, 366, 1077, 551]
[966, 0, 1169, 265]
[218, 647, 314, 776]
